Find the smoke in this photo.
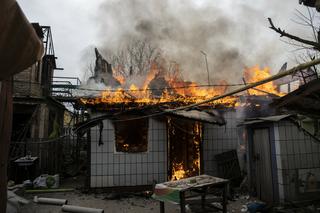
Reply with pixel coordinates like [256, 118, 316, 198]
[95, 0, 300, 84]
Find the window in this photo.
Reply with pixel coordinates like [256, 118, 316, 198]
[113, 115, 148, 153]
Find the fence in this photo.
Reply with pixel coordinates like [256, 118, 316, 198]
[10, 138, 63, 176]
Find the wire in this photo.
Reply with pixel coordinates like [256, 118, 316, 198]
[73, 83, 245, 93]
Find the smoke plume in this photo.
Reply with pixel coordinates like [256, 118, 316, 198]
[95, 0, 300, 84]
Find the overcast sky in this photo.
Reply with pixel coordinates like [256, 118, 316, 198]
[17, 0, 312, 83]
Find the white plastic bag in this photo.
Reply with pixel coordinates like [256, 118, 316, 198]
[33, 174, 48, 188]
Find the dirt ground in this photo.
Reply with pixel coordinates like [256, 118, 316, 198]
[18, 190, 249, 213]
[16, 176, 250, 213]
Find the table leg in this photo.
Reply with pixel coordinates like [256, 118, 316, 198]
[201, 186, 207, 209]
[222, 184, 228, 213]
[180, 191, 186, 213]
[160, 201, 165, 213]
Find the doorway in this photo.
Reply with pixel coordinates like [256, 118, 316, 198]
[252, 128, 274, 203]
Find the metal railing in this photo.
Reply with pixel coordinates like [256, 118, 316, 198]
[51, 77, 82, 101]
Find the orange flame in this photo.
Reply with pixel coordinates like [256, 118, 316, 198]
[244, 65, 284, 96]
[171, 162, 186, 180]
[80, 64, 284, 107]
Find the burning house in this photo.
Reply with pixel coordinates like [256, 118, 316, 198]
[74, 48, 285, 190]
[76, 108, 244, 189]
[72, 45, 320, 205]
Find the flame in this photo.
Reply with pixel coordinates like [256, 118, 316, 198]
[114, 75, 125, 85]
[80, 64, 283, 108]
[171, 162, 186, 180]
[113, 65, 126, 85]
[170, 122, 201, 181]
[244, 65, 284, 96]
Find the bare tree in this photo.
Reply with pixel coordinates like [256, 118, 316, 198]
[109, 39, 161, 78]
[268, 7, 320, 78]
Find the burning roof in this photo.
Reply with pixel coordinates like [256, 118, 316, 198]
[76, 48, 285, 112]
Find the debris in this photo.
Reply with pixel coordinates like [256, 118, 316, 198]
[33, 196, 67, 205]
[26, 188, 74, 193]
[7, 180, 15, 187]
[210, 202, 223, 209]
[61, 204, 104, 213]
[7, 190, 29, 213]
[104, 192, 122, 200]
[22, 180, 32, 189]
[7, 184, 24, 191]
[33, 175, 47, 188]
[241, 205, 248, 212]
[247, 201, 267, 213]
[33, 174, 60, 188]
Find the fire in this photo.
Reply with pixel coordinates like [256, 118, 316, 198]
[171, 162, 186, 180]
[80, 59, 239, 107]
[244, 65, 284, 96]
[80, 64, 283, 108]
[171, 159, 201, 181]
[170, 122, 201, 181]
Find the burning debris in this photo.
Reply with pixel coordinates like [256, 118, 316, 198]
[87, 48, 121, 87]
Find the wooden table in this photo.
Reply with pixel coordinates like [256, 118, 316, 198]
[153, 175, 229, 213]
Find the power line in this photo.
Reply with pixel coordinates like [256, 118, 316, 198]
[73, 83, 245, 93]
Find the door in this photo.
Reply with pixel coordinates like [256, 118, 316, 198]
[252, 128, 274, 203]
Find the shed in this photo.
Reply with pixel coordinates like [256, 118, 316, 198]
[242, 114, 320, 204]
[75, 108, 242, 190]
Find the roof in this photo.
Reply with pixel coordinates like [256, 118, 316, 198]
[164, 109, 226, 125]
[74, 108, 226, 134]
[240, 114, 293, 125]
[272, 79, 320, 117]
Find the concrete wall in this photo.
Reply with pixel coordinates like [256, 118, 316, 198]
[89, 118, 167, 188]
[273, 120, 320, 203]
[202, 110, 242, 176]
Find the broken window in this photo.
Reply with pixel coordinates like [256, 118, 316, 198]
[113, 115, 148, 153]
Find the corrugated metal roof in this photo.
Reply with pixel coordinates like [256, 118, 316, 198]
[240, 114, 293, 125]
[272, 79, 320, 117]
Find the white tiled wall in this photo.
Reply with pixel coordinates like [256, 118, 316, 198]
[275, 120, 320, 202]
[202, 110, 241, 176]
[90, 118, 167, 188]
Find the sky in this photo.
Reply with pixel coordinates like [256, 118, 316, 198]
[17, 0, 313, 84]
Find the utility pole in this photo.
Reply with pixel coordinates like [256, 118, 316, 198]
[200, 50, 211, 85]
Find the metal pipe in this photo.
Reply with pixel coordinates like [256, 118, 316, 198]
[33, 196, 67, 205]
[200, 50, 211, 85]
[62, 205, 104, 213]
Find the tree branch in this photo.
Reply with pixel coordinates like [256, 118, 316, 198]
[268, 17, 320, 50]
